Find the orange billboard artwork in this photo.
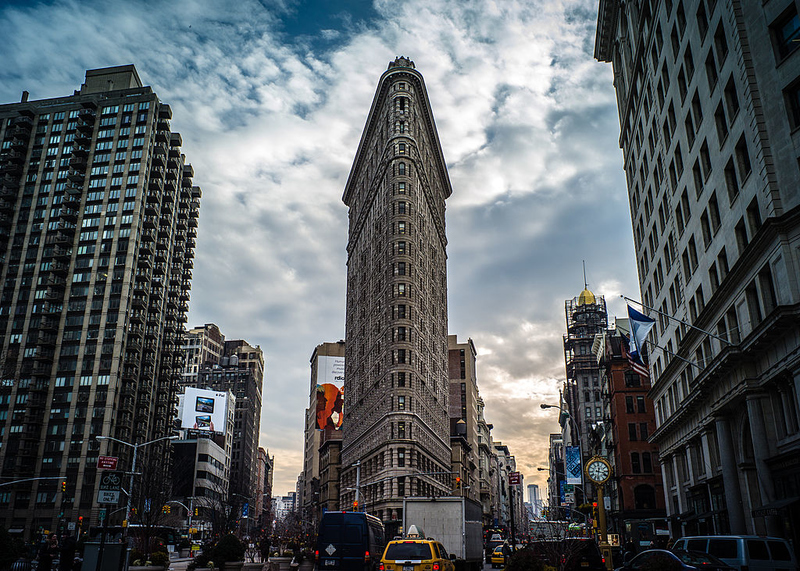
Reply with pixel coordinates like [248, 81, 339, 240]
[316, 383, 344, 429]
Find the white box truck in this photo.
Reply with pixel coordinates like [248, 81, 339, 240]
[402, 497, 484, 571]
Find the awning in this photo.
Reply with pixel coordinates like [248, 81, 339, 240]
[752, 497, 800, 518]
[682, 511, 715, 522]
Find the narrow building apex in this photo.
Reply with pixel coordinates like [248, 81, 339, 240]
[388, 56, 415, 70]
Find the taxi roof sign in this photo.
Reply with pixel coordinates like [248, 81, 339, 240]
[405, 525, 425, 538]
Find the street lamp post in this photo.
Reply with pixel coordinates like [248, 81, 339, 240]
[96, 434, 178, 571]
[540, 403, 584, 504]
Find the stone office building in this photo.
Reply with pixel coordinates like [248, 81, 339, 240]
[340, 57, 453, 533]
[596, 0, 800, 548]
[0, 65, 200, 536]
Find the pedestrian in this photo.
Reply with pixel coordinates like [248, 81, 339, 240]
[37, 535, 59, 571]
[59, 535, 76, 571]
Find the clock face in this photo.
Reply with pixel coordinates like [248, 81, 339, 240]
[587, 459, 610, 483]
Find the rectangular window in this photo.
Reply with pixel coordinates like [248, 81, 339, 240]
[724, 158, 739, 204]
[637, 396, 646, 413]
[715, 103, 727, 144]
[734, 220, 749, 258]
[772, 5, 800, 59]
[631, 452, 641, 474]
[628, 423, 638, 441]
[735, 135, 752, 180]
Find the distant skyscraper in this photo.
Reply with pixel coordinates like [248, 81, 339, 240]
[181, 323, 225, 385]
[596, 0, 800, 539]
[341, 57, 453, 531]
[301, 341, 345, 530]
[186, 335, 263, 504]
[447, 335, 480, 503]
[0, 65, 200, 536]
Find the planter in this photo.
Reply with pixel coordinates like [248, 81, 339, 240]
[243, 563, 265, 571]
[298, 562, 314, 571]
[223, 563, 245, 571]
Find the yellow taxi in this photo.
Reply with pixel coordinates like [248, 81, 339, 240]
[490, 545, 506, 569]
[379, 526, 455, 571]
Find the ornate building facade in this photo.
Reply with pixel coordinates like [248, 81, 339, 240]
[596, 0, 800, 548]
[341, 57, 453, 532]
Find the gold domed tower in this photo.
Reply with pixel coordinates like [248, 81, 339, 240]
[562, 282, 607, 502]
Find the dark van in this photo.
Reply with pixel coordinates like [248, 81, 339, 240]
[316, 511, 386, 571]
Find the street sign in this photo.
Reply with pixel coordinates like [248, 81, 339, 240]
[98, 490, 121, 504]
[97, 470, 123, 504]
[67, 522, 76, 531]
[99, 508, 107, 520]
[508, 471, 521, 485]
[98, 456, 118, 470]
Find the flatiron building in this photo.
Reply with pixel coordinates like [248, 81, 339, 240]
[341, 57, 453, 532]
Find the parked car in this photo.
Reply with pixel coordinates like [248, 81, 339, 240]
[671, 536, 796, 571]
[673, 550, 737, 571]
[616, 549, 736, 571]
[616, 549, 688, 571]
[527, 538, 605, 571]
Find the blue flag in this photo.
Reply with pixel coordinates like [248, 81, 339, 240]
[627, 305, 655, 359]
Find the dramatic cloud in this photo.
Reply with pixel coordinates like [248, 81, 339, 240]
[0, 0, 640, 496]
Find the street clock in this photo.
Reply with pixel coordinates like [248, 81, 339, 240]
[585, 456, 611, 484]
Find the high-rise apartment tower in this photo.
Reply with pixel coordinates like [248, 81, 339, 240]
[0, 65, 200, 536]
[596, 0, 800, 542]
[341, 57, 453, 531]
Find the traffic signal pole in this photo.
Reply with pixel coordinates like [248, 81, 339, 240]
[597, 486, 612, 570]
[509, 485, 516, 552]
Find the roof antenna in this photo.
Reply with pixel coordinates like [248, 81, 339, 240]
[583, 260, 588, 289]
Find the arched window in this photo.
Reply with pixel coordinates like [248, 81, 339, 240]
[634, 484, 656, 510]
[398, 162, 406, 175]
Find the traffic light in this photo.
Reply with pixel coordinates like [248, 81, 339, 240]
[592, 502, 599, 529]
[78, 516, 83, 528]
[454, 477, 462, 489]
[194, 508, 199, 516]
[352, 500, 359, 511]
[61, 481, 67, 492]
[162, 505, 171, 514]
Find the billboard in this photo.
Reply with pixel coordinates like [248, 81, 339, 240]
[181, 387, 228, 433]
[316, 355, 344, 430]
[565, 446, 582, 485]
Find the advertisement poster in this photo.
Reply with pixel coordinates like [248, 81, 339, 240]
[316, 355, 344, 430]
[181, 387, 228, 433]
[565, 445, 582, 485]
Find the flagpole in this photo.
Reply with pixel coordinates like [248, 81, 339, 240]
[621, 295, 733, 346]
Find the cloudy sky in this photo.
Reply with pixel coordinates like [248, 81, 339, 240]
[0, 0, 641, 496]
